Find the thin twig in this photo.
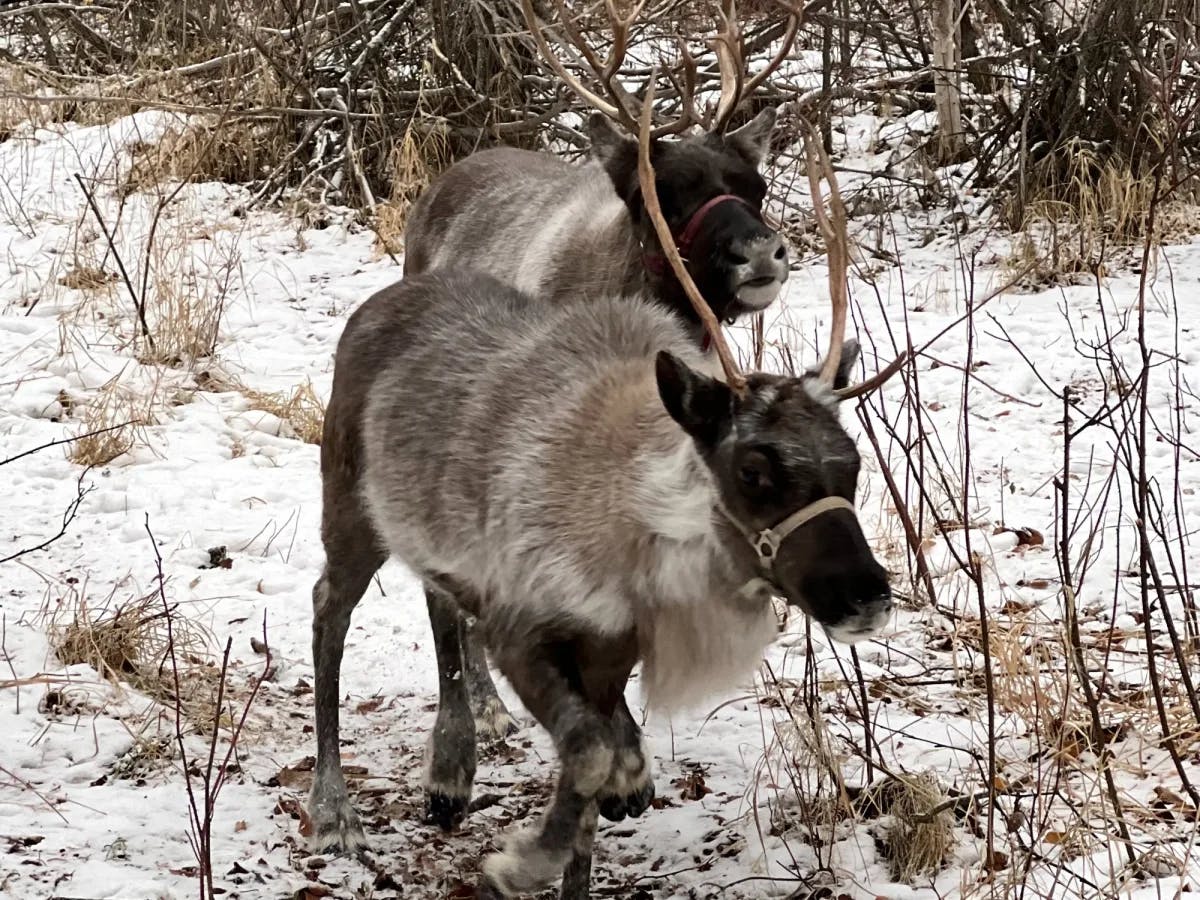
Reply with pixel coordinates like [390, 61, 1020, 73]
[73, 173, 153, 351]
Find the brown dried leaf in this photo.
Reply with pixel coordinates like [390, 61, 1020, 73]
[984, 849, 1009, 871]
[672, 769, 712, 801]
[277, 758, 315, 790]
[356, 695, 385, 714]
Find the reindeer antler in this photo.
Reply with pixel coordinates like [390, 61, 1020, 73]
[711, 1, 802, 133]
[800, 119, 909, 398]
[709, 1, 745, 132]
[521, 0, 698, 138]
[637, 69, 746, 395]
[524, 0, 801, 140]
[800, 121, 848, 385]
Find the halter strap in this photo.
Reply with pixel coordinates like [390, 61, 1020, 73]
[640, 193, 755, 275]
[675, 194, 751, 258]
[722, 496, 856, 570]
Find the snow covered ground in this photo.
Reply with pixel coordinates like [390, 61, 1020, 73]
[3, 110, 1200, 900]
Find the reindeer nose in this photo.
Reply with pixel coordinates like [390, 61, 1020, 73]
[726, 233, 789, 309]
[726, 233, 788, 272]
[838, 590, 893, 639]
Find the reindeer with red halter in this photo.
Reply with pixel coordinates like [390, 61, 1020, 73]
[399, 0, 804, 796]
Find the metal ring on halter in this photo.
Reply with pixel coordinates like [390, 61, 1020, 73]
[726, 496, 857, 571]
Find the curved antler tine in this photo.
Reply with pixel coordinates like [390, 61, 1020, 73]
[605, 0, 646, 30]
[800, 119, 848, 385]
[651, 38, 700, 138]
[598, 0, 647, 123]
[637, 67, 746, 394]
[709, 0, 745, 133]
[833, 350, 909, 400]
[741, 12, 800, 98]
[521, 0, 640, 132]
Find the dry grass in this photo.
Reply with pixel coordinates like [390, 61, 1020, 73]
[49, 585, 221, 732]
[68, 374, 154, 466]
[58, 265, 119, 292]
[122, 113, 288, 196]
[243, 379, 325, 444]
[138, 278, 225, 367]
[874, 771, 956, 881]
[196, 369, 325, 445]
[1006, 142, 1200, 285]
[0, 64, 72, 135]
[135, 222, 241, 368]
[753, 671, 856, 863]
[372, 124, 451, 256]
[110, 735, 176, 781]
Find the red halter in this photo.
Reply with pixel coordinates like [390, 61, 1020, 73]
[640, 193, 754, 354]
[640, 193, 754, 275]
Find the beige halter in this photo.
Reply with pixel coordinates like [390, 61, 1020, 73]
[723, 496, 856, 569]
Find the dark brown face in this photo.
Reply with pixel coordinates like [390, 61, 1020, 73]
[654, 345, 892, 643]
[588, 110, 789, 326]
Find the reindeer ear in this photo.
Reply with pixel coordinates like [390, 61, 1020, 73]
[655, 351, 733, 447]
[587, 114, 641, 202]
[725, 106, 777, 167]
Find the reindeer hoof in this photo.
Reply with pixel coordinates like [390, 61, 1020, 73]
[598, 743, 655, 822]
[425, 790, 469, 831]
[599, 779, 655, 822]
[307, 788, 370, 856]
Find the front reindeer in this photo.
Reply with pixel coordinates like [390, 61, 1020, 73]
[307, 270, 895, 897]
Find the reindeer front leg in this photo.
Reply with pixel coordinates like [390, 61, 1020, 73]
[480, 642, 620, 898]
[598, 695, 655, 822]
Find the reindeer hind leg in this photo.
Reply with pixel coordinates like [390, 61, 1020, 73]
[462, 615, 520, 741]
[308, 495, 386, 855]
[423, 583, 477, 831]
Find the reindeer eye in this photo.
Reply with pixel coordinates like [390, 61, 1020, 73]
[737, 450, 775, 495]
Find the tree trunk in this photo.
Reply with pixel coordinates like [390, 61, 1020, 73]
[931, 0, 964, 164]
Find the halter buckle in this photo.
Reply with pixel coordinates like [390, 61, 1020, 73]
[753, 529, 781, 563]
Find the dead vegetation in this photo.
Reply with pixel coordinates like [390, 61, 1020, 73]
[873, 772, 955, 881]
[49, 583, 222, 732]
[67, 374, 153, 466]
[122, 115, 289, 196]
[1006, 141, 1200, 285]
[371, 124, 452, 257]
[240, 379, 325, 445]
[196, 369, 326, 445]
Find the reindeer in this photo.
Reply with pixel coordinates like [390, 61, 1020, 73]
[401, 0, 804, 773]
[307, 83, 903, 894]
[405, 1, 800, 336]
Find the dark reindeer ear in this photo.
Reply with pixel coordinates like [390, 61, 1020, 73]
[655, 351, 733, 447]
[724, 106, 777, 167]
[802, 339, 862, 408]
[587, 113, 643, 206]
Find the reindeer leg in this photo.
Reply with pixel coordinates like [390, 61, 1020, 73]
[598, 695, 655, 822]
[479, 644, 617, 897]
[559, 803, 597, 900]
[424, 584, 477, 831]
[461, 615, 520, 741]
[308, 499, 386, 855]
